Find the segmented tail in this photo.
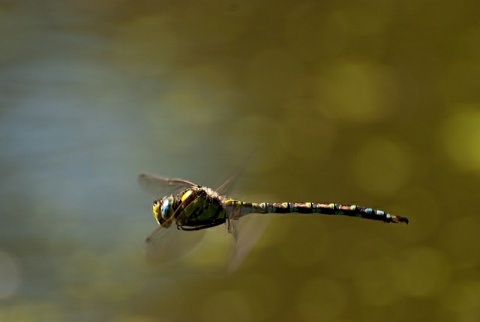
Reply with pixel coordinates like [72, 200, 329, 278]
[225, 200, 408, 224]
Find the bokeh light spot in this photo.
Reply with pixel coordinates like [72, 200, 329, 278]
[397, 247, 450, 297]
[319, 61, 398, 123]
[0, 251, 21, 299]
[351, 138, 411, 197]
[441, 280, 480, 317]
[440, 105, 480, 173]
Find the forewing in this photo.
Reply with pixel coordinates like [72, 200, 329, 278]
[216, 171, 240, 196]
[138, 173, 198, 198]
[215, 150, 256, 196]
[145, 225, 206, 264]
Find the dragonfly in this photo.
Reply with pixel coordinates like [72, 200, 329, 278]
[138, 172, 409, 268]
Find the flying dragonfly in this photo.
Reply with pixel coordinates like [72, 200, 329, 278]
[138, 171, 408, 268]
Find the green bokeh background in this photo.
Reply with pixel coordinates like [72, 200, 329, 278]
[1, 1, 480, 321]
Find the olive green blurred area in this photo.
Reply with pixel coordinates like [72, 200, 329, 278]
[1, 0, 480, 321]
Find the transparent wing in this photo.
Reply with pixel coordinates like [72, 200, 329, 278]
[227, 211, 270, 273]
[138, 173, 198, 198]
[218, 151, 270, 272]
[215, 149, 255, 195]
[144, 225, 206, 264]
[216, 169, 241, 196]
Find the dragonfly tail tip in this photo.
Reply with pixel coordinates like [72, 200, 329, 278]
[391, 215, 409, 224]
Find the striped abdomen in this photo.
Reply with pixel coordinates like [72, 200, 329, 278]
[224, 200, 408, 224]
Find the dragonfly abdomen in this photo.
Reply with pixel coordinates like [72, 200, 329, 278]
[226, 200, 408, 224]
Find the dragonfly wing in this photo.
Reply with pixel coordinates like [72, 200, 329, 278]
[216, 170, 240, 196]
[145, 225, 206, 264]
[227, 216, 270, 272]
[138, 173, 198, 198]
[215, 149, 256, 195]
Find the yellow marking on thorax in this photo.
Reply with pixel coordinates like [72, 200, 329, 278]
[181, 190, 193, 202]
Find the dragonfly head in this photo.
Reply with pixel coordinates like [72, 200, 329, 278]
[153, 196, 175, 227]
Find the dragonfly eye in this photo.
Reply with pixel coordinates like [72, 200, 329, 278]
[160, 196, 174, 221]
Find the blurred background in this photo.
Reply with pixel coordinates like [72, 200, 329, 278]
[1, 1, 480, 321]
